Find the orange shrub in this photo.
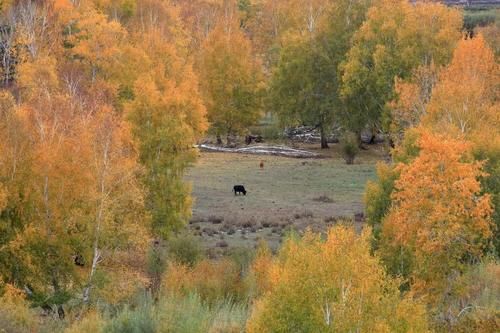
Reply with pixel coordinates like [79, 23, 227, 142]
[163, 258, 247, 304]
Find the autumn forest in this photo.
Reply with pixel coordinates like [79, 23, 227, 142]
[0, 0, 498, 332]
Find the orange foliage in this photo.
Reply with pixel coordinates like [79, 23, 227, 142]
[382, 130, 493, 302]
[0, 284, 39, 331]
[0, 0, 207, 309]
[248, 240, 273, 296]
[163, 258, 246, 303]
[390, 64, 438, 143]
[424, 35, 499, 137]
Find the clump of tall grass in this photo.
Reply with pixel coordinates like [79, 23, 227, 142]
[75, 293, 248, 333]
[103, 296, 156, 333]
[157, 294, 247, 333]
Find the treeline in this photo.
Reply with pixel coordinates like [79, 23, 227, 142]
[0, 0, 498, 332]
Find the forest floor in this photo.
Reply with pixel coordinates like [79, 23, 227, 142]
[184, 142, 387, 255]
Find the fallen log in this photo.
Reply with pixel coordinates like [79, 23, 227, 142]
[196, 144, 321, 158]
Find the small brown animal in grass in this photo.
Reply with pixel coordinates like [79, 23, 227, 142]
[260, 160, 264, 169]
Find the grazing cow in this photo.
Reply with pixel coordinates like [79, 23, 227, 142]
[260, 160, 264, 169]
[233, 185, 247, 196]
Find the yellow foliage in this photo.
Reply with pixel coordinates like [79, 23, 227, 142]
[0, 284, 39, 332]
[199, 18, 262, 139]
[247, 226, 429, 333]
[163, 258, 245, 304]
[64, 311, 105, 333]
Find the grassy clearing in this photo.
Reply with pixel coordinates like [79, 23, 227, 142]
[185, 143, 384, 252]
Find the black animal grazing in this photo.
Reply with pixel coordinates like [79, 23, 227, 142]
[233, 185, 247, 196]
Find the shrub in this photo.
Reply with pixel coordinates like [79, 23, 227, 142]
[103, 306, 157, 333]
[157, 294, 211, 333]
[216, 240, 228, 248]
[208, 215, 224, 224]
[0, 285, 39, 333]
[147, 241, 168, 298]
[312, 194, 334, 203]
[228, 246, 256, 278]
[261, 125, 283, 140]
[75, 293, 248, 333]
[294, 210, 314, 219]
[104, 299, 156, 333]
[473, 143, 500, 256]
[168, 233, 203, 267]
[65, 311, 105, 333]
[163, 258, 248, 304]
[247, 226, 429, 333]
[156, 294, 248, 333]
[249, 123, 283, 141]
[364, 162, 399, 250]
[247, 241, 273, 298]
[433, 260, 500, 332]
[341, 131, 359, 164]
[207, 299, 248, 333]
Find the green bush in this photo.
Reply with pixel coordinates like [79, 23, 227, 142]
[473, 146, 500, 256]
[104, 301, 156, 333]
[147, 242, 168, 275]
[248, 124, 284, 141]
[341, 131, 359, 164]
[156, 294, 212, 333]
[167, 233, 203, 267]
[261, 125, 283, 140]
[228, 246, 255, 277]
[207, 298, 248, 333]
[364, 163, 399, 250]
[99, 293, 247, 333]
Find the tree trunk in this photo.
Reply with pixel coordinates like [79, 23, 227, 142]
[355, 129, 363, 149]
[216, 134, 222, 145]
[148, 239, 165, 302]
[51, 277, 65, 319]
[57, 305, 65, 319]
[226, 129, 233, 146]
[320, 125, 329, 149]
[83, 247, 100, 303]
[83, 134, 110, 304]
